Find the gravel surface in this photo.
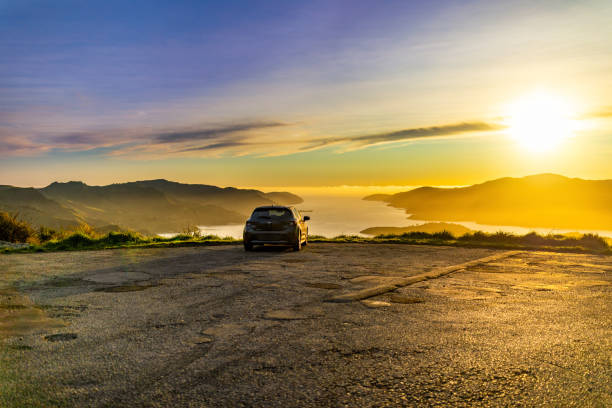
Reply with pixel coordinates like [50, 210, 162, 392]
[1, 244, 611, 407]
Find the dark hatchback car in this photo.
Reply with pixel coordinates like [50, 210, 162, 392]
[243, 206, 309, 251]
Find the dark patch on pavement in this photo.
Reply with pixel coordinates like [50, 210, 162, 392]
[5, 344, 33, 351]
[389, 294, 424, 304]
[305, 282, 343, 289]
[95, 284, 156, 293]
[44, 333, 77, 342]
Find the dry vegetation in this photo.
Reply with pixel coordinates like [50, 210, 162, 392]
[1, 211, 610, 254]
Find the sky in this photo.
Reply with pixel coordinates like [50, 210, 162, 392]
[1, 0, 611, 189]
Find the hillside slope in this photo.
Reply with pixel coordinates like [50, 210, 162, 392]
[1, 180, 303, 233]
[365, 174, 612, 230]
[0, 186, 81, 228]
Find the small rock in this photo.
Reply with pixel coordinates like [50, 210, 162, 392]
[194, 335, 214, 344]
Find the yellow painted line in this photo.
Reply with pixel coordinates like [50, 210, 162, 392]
[327, 251, 522, 303]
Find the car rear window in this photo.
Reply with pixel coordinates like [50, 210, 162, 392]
[251, 208, 293, 220]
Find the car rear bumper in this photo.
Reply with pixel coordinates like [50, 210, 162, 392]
[243, 230, 298, 244]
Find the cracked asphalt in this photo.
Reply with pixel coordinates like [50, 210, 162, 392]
[1, 244, 611, 407]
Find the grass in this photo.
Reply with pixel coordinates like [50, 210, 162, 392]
[1, 229, 610, 255]
[2, 230, 238, 254]
[308, 231, 611, 254]
[1, 212, 609, 255]
[0, 211, 33, 243]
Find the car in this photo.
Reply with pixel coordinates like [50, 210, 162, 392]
[243, 205, 310, 251]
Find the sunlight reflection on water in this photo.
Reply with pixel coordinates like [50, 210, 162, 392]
[195, 196, 410, 239]
[161, 195, 612, 239]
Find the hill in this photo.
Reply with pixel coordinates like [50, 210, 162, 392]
[0, 186, 82, 228]
[364, 174, 612, 231]
[1, 180, 303, 233]
[361, 222, 473, 236]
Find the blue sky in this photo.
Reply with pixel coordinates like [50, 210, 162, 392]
[1, 0, 611, 187]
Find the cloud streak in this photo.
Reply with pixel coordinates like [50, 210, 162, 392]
[312, 121, 504, 149]
[178, 141, 249, 152]
[0, 118, 504, 158]
[154, 122, 288, 144]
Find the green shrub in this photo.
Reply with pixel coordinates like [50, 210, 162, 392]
[578, 233, 609, 250]
[199, 234, 222, 240]
[0, 212, 33, 243]
[397, 232, 430, 239]
[182, 224, 201, 238]
[37, 226, 58, 242]
[169, 234, 194, 241]
[62, 233, 95, 248]
[432, 230, 455, 240]
[103, 231, 142, 245]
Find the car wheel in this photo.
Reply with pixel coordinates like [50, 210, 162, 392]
[244, 241, 253, 251]
[293, 232, 302, 251]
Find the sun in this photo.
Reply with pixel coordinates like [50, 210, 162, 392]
[505, 91, 577, 153]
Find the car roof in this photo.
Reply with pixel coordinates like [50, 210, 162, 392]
[252, 205, 294, 211]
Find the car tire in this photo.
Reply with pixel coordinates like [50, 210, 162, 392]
[244, 241, 253, 251]
[293, 232, 302, 251]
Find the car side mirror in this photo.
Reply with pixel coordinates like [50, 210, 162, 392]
[303, 216, 310, 221]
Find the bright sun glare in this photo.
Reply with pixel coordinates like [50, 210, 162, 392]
[506, 91, 577, 153]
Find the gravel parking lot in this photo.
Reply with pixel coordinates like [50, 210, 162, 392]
[1, 244, 611, 407]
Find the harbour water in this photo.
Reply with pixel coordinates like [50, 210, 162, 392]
[191, 193, 612, 239]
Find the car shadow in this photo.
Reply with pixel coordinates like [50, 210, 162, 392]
[250, 245, 298, 253]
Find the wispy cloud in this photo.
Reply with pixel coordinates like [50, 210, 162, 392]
[311, 121, 503, 150]
[178, 141, 249, 152]
[0, 118, 503, 158]
[0, 132, 49, 155]
[50, 132, 114, 145]
[154, 122, 288, 144]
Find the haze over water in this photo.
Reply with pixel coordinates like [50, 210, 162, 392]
[195, 189, 612, 239]
[196, 193, 410, 239]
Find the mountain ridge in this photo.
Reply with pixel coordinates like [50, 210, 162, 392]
[364, 174, 612, 231]
[0, 179, 303, 234]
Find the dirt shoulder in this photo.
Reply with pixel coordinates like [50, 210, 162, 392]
[1, 244, 611, 407]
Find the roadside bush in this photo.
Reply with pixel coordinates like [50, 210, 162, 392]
[431, 230, 455, 240]
[0, 211, 33, 243]
[199, 234, 222, 241]
[37, 226, 59, 242]
[182, 224, 201, 238]
[103, 231, 143, 245]
[455, 230, 609, 251]
[169, 233, 194, 241]
[489, 231, 516, 243]
[62, 232, 95, 248]
[458, 231, 488, 242]
[75, 223, 99, 238]
[577, 233, 609, 250]
[397, 232, 431, 239]
[308, 235, 327, 240]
